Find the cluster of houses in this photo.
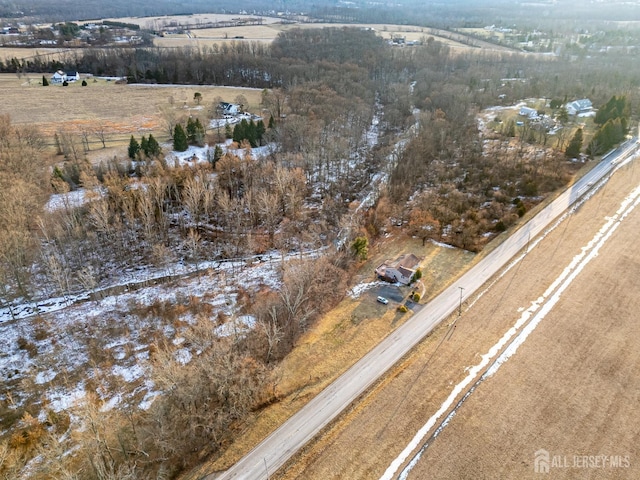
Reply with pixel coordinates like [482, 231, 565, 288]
[50, 70, 80, 84]
[519, 98, 593, 120]
[516, 98, 593, 130]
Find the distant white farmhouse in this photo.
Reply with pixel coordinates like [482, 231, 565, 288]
[219, 102, 241, 116]
[51, 70, 66, 83]
[50, 70, 80, 83]
[566, 99, 593, 116]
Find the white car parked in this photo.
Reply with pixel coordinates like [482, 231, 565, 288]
[377, 296, 389, 305]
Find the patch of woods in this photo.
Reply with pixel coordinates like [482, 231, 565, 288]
[587, 95, 630, 155]
[0, 26, 637, 478]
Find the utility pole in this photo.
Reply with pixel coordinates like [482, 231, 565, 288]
[458, 286, 465, 317]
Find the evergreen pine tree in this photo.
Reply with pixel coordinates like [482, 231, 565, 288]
[194, 118, 205, 146]
[128, 135, 140, 159]
[247, 119, 258, 147]
[173, 124, 188, 152]
[140, 135, 149, 157]
[54, 133, 63, 155]
[211, 145, 224, 167]
[232, 122, 244, 144]
[268, 115, 275, 129]
[42, 75, 49, 86]
[256, 119, 266, 144]
[225, 123, 233, 139]
[147, 134, 161, 157]
[186, 117, 197, 144]
[565, 128, 583, 158]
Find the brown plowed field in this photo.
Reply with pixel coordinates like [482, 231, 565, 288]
[272, 158, 640, 479]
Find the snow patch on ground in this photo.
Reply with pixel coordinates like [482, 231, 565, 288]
[112, 363, 145, 383]
[45, 188, 105, 212]
[166, 139, 276, 167]
[348, 281, 386, 299]
[214, 315, 256, 337]
[35, 370, 56, 385]
[174, 348, 192, 365]
[430, 239, 456, 249]
[47, 384, 85, 413]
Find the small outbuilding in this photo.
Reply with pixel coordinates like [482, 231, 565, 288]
[519, 106, 538, 119]
[65, 71, 80, 82]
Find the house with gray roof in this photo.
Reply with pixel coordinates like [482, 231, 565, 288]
[375, 253, 421, 285]
[566, 99, 593, 116]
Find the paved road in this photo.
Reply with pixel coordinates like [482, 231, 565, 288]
[210, 141, 638, 480]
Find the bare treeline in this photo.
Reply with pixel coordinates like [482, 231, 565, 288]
[0, 115, 51, 301]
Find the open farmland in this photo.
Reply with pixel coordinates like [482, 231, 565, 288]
[259, 156, 640, 480]
[152, 22, 496, 51]
[95, 13, 283, 30]
[0, 48, 70, 62]
[0, 74, 262, 151]
[400, 160, 640, 479]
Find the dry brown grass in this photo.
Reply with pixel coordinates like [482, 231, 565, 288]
[404, 162, 640, 479]
[0, 47, 69, 61]
[0, 74, 262, 151]
[264, 159, 640, 480]
[153, 22, 486, 51]
[97, 13, 282, 30]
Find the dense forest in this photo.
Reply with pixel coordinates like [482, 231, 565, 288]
[0, 22, 637, 479]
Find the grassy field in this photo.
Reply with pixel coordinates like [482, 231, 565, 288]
[0, 74, 263, 152]
[0, 47, 70, 61]
[458, 26, 507, 41]
[262, 157, 640, 480]
[96, 13, 282, 30]
[153, 22, 482, 51]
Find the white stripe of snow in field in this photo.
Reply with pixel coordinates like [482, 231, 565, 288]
[380, 183, 640, 480]
[483, 185, 640, 379]
[467, 164, 615, 313]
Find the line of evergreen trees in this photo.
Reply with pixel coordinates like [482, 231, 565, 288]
[172, 117, 206, 152]
[232, 118, 267, 148]
[128, 134, 161, 159]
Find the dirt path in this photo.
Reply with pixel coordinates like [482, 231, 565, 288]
[270, 157, 640, 479]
